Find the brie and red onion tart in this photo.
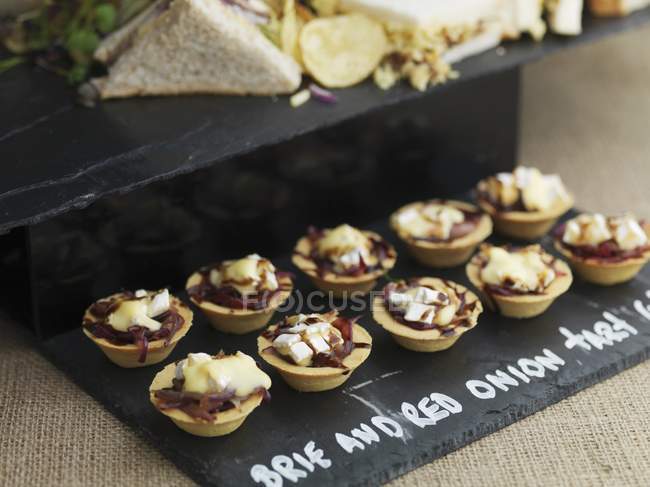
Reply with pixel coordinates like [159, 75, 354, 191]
[476, 166, 573, 240]
[149, 351, 271, 437]
[466, 244, 572, 318]
[257, 311, 372, 392]
[554, 213, 650, 285]
[390, 199, 492, 267]
[292, 224, 397, 297]
[186, 254, 293, 334]
[372, 277, 482, 352]
[82, 289, 192, 367]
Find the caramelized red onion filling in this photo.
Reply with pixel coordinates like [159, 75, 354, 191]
[83, 292, 184, 363]
[554, 223, 650, 263]
[262, 315, 369, 369]
[187, 267, 292, 310]
[297, 226, 395, 278]
[410, 209, 483, 243]
[383, 280, 477, 332]
[153, 374, 270, 421]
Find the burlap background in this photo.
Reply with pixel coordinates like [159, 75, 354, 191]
[2, 25, 649, 486]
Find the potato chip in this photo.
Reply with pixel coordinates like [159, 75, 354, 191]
[299, 14, 387, 88]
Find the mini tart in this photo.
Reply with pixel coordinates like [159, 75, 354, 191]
[82, 292, 193, 368]
[476, 169, 574, 240]
[372, 278, 482, 352]
[257, 320, 372, 392]
[292, 229, 397, 297]
[390, 200, 493, 268]
[554, 222, 650, 286]
[149, 359, 266, 437]
[466, 246, 573, 319]
[185, 273, 292, 335]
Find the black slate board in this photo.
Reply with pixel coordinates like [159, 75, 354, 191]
[41, 224, 650, 486]
[2, 9, 650, 233]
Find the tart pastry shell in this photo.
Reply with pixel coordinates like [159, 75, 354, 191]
[292, 231, 396, 297]
[372, 277, 482, 352]
[477, 194, 574, 240]
[149, 361, 264, 437]
[390, 200, 493, 268]
[186, 274, 293, 334]
[554, 238, 650, 286]
[82, 295, 193, 368]
[257, 323, 372, 392]
[466, 256, 573, 319]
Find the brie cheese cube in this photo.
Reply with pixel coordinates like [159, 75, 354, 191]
[287, 323, 308, 333]
[481, 247, 555, 292]
[388, 292, 412, 309]
[412, 286, 448, 305]
[289, 342, 314, 366]
[404, 302, 437, 324]
[134, 289, 147, 298]
[339, 249, 362, 268]
[148, 289, 170, 318]
[305, 323, 332, 335]
[614, 217, 648, 251]
[108, 300, 162, 332]
[286, 313, 307, 325]
[306, 334, 331, 354]
[273, 333, 301, 353]
[264, 270, 279, 291]
[209, 269, 221, 287]
[563, 214, 612, 246]
[519, 167, 553, 211]
[435, 305, 456, 326]
[186, 352, 212, 367]
[547, 0, 583, 36]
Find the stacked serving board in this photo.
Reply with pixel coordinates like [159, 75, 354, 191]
[1, 7, 650, 487]
[42, 219, 650, 486]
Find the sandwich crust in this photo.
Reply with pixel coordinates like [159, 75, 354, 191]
[93, 0, 301, 98]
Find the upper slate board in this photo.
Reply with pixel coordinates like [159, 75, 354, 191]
[1, 10, 650, 233]
[42, 229, 650, 487]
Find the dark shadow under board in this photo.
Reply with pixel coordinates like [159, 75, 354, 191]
[42, 223, 650, 486]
